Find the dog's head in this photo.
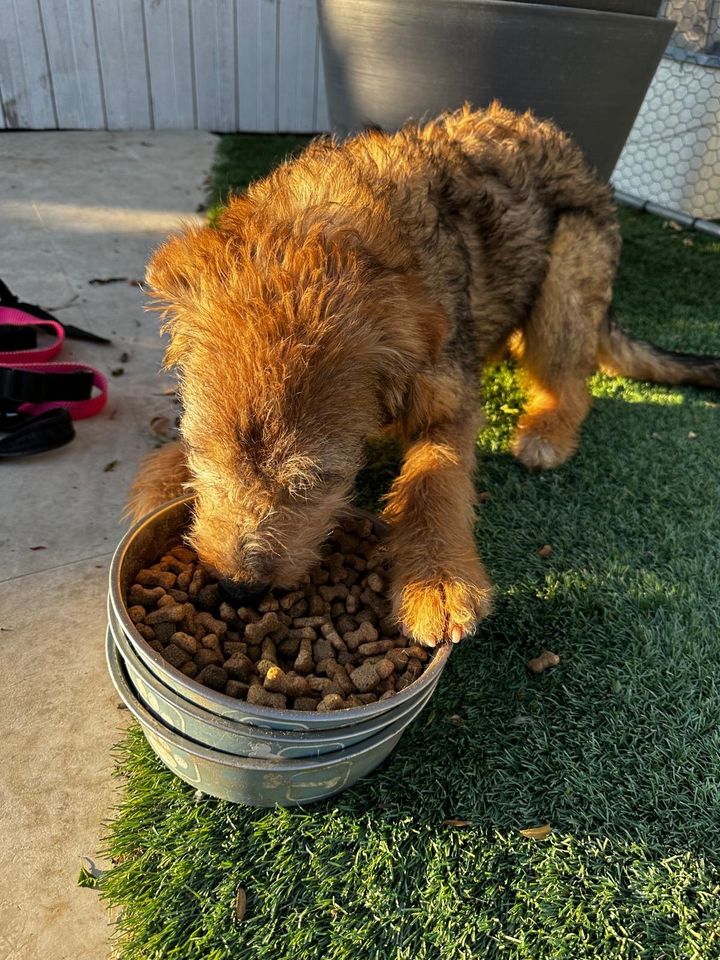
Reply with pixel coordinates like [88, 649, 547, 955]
[148, 201, 444, 585]
[147, 211, 445, 589]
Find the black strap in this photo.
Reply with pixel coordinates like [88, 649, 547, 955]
[0, 326, 37, 351]
[0, 278, 112, 346]
[0, 408, 75, 459]
[0, 366, 95, 404]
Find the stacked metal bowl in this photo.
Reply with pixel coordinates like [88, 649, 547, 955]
[106, 497, 450, 806]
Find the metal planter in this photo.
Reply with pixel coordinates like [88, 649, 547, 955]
[499, 0, 663, 14]
[317, 0, 675, 179]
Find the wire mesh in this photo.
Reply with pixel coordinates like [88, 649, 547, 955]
[613, 1, 720, 219]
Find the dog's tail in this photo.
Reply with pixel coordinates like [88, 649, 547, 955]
[598, 311, 720, 390]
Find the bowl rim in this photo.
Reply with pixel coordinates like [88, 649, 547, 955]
[109, 494, 452, 725]
[110, 601, 441, 747]
[106, 628, 429, 771]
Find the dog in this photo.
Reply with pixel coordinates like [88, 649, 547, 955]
[129, 102, 720, 647]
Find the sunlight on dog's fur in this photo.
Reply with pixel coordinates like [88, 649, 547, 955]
[129, 102, 720, 646]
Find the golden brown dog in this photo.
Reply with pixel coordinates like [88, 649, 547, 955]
[129, 103, 720, 647]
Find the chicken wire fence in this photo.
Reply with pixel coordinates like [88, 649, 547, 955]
[614, 0, 720, 224]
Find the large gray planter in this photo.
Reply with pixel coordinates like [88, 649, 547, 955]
[317, 0, 675, 179]
[508, 0, 662, 14]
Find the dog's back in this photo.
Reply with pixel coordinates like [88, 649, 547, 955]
[233, 103, 617, 368]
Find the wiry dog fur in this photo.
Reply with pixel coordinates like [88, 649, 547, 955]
[129, 103, 720, 646]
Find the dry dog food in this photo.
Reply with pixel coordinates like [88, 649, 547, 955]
[125, 515, 432, 710]
[527, 650, 560, 674]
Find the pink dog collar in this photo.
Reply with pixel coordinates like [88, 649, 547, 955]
[0, 282, 110, 457]
[6, 361, 108, 420]
[0, 306, 65, 363]
[0, 306, 108, 421]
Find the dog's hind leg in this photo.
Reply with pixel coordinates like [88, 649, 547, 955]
[512, 212, 619, 470]
[126, 440, 190, 522]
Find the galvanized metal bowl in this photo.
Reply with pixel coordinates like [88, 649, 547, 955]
[107, 629, 424, 806]
[107, 495, 451, 804]
[110, 603, 441, 759]
[108, 496, 451, 730]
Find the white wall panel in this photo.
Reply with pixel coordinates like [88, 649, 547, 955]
[0, 0, 56, 128]
[143, 0, 195, 129]
[93, 0, 151, 129]
[314, 29, 329, 133]
[277, 0, 318, 132]
[37, 0, 104, 127]
[191, 0, 237, 132]
[237, 0, 277, 132]
[0, 0, 331, 131]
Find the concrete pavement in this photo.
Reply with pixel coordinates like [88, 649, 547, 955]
[0, 131, 216, 960]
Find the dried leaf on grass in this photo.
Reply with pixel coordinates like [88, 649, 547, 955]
[519, 824, 552, 840]
[77, 856, 106, 889]
[443, 819, 472, 827]
[235, 887, 247, 922]
[536, 544, 552, 558]
[422, 708, 437, 728]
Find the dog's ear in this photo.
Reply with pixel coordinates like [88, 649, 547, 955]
[145, 224, 227, 368]
[355, 271, 450, 425]
[319, 227, 450, 368]
[369, 271, 450, 398]
[146, 225, 210, 304]
[396, 274, 450, 365]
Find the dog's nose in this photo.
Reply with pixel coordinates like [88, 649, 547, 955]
[217, 577, 270, 606]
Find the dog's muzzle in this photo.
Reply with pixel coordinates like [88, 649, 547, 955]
[217, 577, 270, 606]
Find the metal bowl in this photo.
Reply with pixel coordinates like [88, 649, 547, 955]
[109, 607, 441, 759]
[108, 496, 451, 731]
[107, 629, 426, 806]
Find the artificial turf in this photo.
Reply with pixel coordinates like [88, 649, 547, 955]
[100, 135, 720, 959]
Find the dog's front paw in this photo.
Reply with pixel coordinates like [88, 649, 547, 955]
[392, 566, 493, 648]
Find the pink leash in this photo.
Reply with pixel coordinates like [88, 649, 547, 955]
[0, 305, 108, 420]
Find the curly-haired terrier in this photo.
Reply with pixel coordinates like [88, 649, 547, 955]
[129, 103, 720, 647]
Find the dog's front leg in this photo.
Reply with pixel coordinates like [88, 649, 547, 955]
[382, 415, 493, 647]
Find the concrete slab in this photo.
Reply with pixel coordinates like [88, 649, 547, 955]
[0, 131, 217, 960]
